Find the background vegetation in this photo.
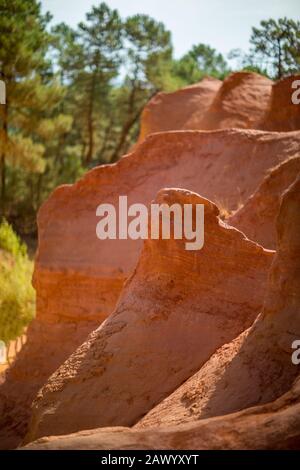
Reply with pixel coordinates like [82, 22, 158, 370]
[0, 220, 35, 348]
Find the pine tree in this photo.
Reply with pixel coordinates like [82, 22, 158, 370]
[109, 14, 173, 162]
[250, 18, 300, 79]
[52, 3, 123, 166]
[0, 0, 71, 217]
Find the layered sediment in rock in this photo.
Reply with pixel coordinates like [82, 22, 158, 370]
[137, 177, 300, 429]
[263, 75, 300, 131]
[22, 375, 300, 450]
[33, 129, 300, 324]
[228, 156, 300, 249]
[24, 188, 272, 443]
[1, 69, 300, 450]
[138, 77, 221, 142]
[1, 129, 299, 449]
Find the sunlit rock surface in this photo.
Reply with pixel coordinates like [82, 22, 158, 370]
[1, 72, 300, 450]
[138, 77, 221, 142]
[22, 375, 300, 450]
[25, 189, 272, 442]
[137, 177, 300, 429]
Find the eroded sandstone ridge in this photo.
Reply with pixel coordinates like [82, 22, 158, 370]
[32, 129, 300, 324]
[1, 129, 299, 449]
[199, 72, 272, 130]
[22, 377, 300, 450]
[138, 77, 221, 142]
[228, 156, 300, 249]
[263, 75, 300, 131]
[25, 189, 272, 443]
[1, 72, 300, 450]
[23, 177, 300, 450]
[137, 177, 300, 429]
[138, 72, 300, 140]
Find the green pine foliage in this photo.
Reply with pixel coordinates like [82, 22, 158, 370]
[250, 18, 300, 79]
[0, 0, 75, 221]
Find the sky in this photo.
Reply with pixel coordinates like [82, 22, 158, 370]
[41, 0, 300, 59]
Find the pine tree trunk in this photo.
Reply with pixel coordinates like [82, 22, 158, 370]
[98, 116, 114, 163]
[277, 38, 283, 79]
[110, 88, 156, 163]
[6, 341, 11, 365]
[110, 106, 143, 163]
[85, 73, 96, 165]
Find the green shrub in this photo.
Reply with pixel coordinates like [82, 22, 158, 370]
[0, 220, 35, 345]
[0, 219, 27, 258]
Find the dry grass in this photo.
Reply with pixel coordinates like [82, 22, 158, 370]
[215, 197, 244, 220]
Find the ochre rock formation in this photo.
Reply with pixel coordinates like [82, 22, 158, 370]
[228, 156, 300, 249]
[33, 129, 300, 324]
[137, 177, 300, 429]
[263, 75, 300, 131]
[24, 188, 272, 443]
[138, 72, 300, 139]
[199, 72, 273, 130]
[1, 129, 299, 449]
[22, 376, 300, 450]
[2, 73, 300, 450]
[138, 77, 221, 142]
